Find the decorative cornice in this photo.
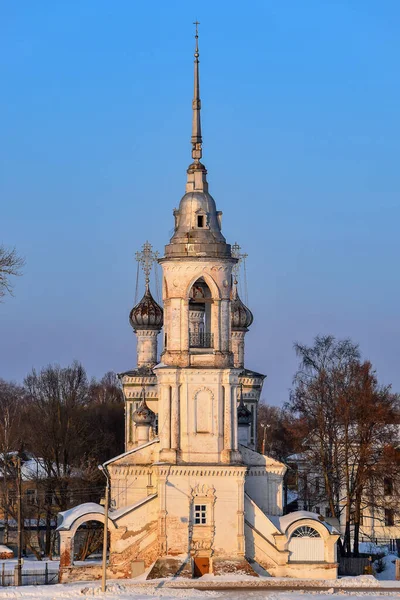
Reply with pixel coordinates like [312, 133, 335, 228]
[122, 375, 157, 384]
[125, 390, 159, 399]
[155, 466, 247, 477]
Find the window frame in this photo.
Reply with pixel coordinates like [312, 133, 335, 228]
[194, 503, 207, 525]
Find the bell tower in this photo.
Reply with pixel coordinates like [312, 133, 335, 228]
[156, 25, 242, 464]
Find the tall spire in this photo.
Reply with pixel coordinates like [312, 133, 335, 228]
[191, 21, 203, 166]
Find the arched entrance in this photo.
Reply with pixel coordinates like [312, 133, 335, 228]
[288, 525, 324, 562]
[73, 520, 108, 564]
[57, 503, 117, 570]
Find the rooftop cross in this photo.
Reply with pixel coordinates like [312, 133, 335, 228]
[135, 241, 159, 288]
[231, 242, 248, 284]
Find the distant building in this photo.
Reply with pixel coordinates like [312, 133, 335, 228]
[286, 449, 400, 545]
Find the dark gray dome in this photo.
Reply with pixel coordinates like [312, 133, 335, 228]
[231, 285, 253, 331]
[129, 286, 163, 331]
[237, 399, 251, 426]
[132, 398, 155, 426]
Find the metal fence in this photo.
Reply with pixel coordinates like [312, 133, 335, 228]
[360, 538, 400, 553]
[189, 332, 214, 348]
[0, 564, 58, 586]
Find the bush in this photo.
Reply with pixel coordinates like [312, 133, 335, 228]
[374, 554, 386, 574]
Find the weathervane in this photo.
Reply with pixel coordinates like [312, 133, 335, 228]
[135, 241, 159, 288]
[231, 242, 248, 284]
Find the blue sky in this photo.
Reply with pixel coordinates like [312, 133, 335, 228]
[1, 1, 399, 405]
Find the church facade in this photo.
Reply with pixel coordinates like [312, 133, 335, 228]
[58, 30, 339, 581]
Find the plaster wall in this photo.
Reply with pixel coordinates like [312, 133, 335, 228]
[156, 367, 241, 463]
[245, 471, 283, 515]
[112, 495, 159, 558]
[158, 470, 246, 558]
[110, 472, 150, 508]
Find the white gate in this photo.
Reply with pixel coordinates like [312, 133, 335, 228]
[288, 526, 325, 562]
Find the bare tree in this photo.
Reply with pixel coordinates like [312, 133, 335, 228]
[257, 403, 306, 461]
[0, 380, 26, 544]
[288, 335, 400, 556]
[0, 245, 25, 299]
[24, 362, 90, 554]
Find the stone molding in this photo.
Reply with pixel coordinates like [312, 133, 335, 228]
[135, 330, 159, 338]
[124, 390, 158, 399]
[156, 466, 247, 478]
[122, 376, 157, 384]
[247, 466, 286, 476]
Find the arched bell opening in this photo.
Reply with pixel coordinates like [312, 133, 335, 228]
[189, 277, 213, 349]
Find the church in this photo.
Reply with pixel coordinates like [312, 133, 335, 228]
[58, 29, 339, 581]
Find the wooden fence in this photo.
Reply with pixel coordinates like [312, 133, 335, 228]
[338, 557, 371, 576]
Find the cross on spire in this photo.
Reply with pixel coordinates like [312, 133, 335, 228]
[231, 242, 248, 284]
[191, 20, 202, 164]
[135, 241, 159, 288]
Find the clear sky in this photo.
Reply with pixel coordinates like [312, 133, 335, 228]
[1, 1, 399, 405]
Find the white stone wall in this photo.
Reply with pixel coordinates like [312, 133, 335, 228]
[157, 467, 246, 558]
[155, 367, 242, 463]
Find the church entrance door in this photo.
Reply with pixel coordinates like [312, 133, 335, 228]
[193, 556, 210, 577]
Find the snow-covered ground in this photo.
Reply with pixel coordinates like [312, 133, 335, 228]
[0, 553, 398, 600]
[373, 553, 398, 582]
[0, 559, 59, 572]
[0, 581, 399, 600]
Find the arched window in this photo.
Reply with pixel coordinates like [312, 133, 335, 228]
[291, 526, 321, 538]
[189, 278, 213, 348]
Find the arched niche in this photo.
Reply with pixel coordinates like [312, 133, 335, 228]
[284, 518, 338, 564]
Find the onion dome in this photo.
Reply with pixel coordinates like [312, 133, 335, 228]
[237, 388, 251, 426]
[132, 391, 155, 426]
[129, 285, 163, 331]
[231, 283, 253, 331]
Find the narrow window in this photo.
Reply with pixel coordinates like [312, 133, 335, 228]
[194, 504, 207, 525]
[26, 489, 36, 505]
[197, 215, 204, 228]
[385, 508, 394, 526]
[384, 477, 393, 496]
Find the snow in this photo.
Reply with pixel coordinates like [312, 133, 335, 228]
[277, 511, 339, 535]
[0, 559, 59, 572]
[20, 458, 81, 481]
[104, 438, 159, 467]
[57, 503, 105, 530]
[0, 546, 12, 554]
[374, 553, 399, 582]
[57, 495, 159, 531]
[110, 494, 157, 520]
[286, 490, 298, 504]
[0, 580, 399, 600]
[20, 458, 48, 481]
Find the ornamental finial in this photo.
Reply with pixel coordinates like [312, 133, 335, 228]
[135, 241, 159, 289]
[191, 20, 202, 164]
